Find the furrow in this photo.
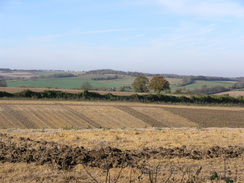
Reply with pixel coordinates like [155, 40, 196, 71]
[59, 105, 101, 128]
[2, 105, 33, 128]
[115, 106, 163, 127]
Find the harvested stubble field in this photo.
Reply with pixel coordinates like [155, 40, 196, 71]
[0, 100, 244, 182]
[0, 128, 243, 182]
[0, 100, 244, 129]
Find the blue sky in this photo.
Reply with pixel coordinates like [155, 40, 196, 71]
[0, 0, 244, 77]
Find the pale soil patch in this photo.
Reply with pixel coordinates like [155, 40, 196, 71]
[0, 72, 37, 78]
[215, 90, 244, 97]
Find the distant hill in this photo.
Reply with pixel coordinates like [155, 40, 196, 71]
[1, 68, 244, 95]
[1, 68, 241, 81]
[85, 69, 179, 78]
[0, 68, 65, 73]
[85, 69, 240, 81]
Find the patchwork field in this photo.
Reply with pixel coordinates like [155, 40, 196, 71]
[1, 70, 240, 94]
[0, 100, 244, 129]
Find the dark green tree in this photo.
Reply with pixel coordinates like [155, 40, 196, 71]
[81, 82, 92, 90]
[132, 76, 149, 92]
[0, 79, 7, 87]
[148, 76, 170, 94]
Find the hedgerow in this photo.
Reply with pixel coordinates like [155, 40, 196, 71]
[0, 89, 243, 105]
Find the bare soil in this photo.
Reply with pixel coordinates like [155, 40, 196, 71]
[162, 107, 244, 128]
[1, 132, 242, 170]
[0, 132, 243, 182]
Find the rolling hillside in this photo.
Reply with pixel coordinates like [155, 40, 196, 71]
[2, 69, 242, 95]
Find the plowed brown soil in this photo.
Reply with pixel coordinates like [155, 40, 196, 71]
[0, 133, 243, 170]
[163, 107, 244, 128]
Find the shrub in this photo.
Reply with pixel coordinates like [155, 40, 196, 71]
[0, 91, 13, 97]
[16, 90, 40, 98]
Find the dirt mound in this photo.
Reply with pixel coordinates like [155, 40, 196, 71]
[0, 133, 243, 170]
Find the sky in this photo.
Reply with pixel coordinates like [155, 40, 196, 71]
[0, 0, 244, 77]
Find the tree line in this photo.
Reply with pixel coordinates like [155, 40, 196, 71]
[30, 73, 77, 79]
[91, 75, 120, 81]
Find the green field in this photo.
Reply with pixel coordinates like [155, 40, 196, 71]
[6, 75, 184, 90]
[179, 80, 235, 90]
[7, 77, 235, 91]
[7, 77, 133, 89]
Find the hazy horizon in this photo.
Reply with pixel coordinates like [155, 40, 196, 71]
[1, 0, 244, 77]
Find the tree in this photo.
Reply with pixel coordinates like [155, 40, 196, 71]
[132, 76, 149, 92]
[0, 79, 7, 87]
[148, 76, 170, 94]
[81, 82, 92, 90]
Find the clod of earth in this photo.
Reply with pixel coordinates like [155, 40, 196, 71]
[0, 133, 243, 170]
